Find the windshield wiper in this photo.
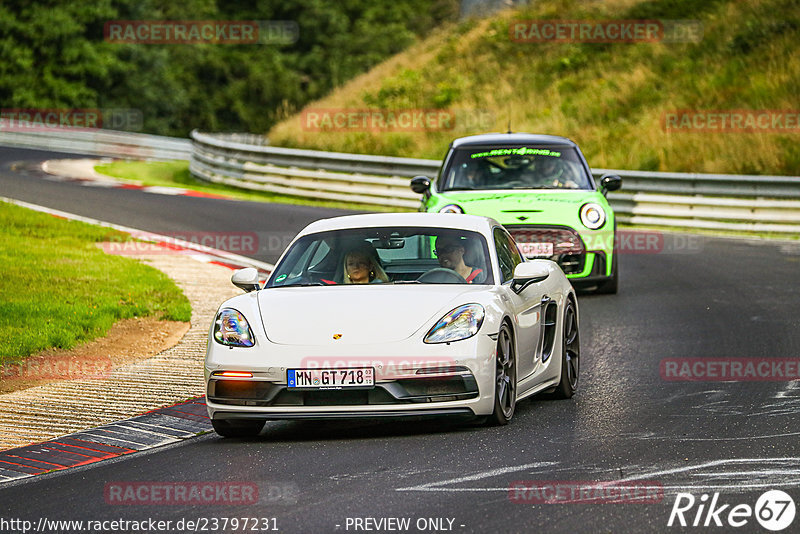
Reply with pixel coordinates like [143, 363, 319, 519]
[392, 280, 422, 284]
[271, 282, 327, 288]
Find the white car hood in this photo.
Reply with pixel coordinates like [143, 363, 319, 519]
[257, 285, 487, 345]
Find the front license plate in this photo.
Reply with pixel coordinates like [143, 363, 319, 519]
[287, 368, 375, 389]
[519, 242, 554, 258]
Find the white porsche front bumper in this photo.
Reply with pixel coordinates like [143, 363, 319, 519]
[204, 331, 499, 420]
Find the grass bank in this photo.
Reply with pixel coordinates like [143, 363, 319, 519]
[0, 201, 191, 361]
[267, 0, 798, 176]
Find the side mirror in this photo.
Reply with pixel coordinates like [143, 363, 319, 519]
[410, 176, 431, 197]
[232, 267, 260, 293]
[511, 261, 550, 293]
[600, 174, 622, 195]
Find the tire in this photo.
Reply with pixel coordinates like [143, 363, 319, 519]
[552, 298, 580, 399]
[212, 418, 265, 438]
[595, 252, 618, 294]
[488, 322, 517, 425]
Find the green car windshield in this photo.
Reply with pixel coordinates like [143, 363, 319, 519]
[266, 227, 494, 286]
[439, 146, 593, 191]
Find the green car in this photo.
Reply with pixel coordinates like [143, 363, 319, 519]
[410, 133, 622, 293]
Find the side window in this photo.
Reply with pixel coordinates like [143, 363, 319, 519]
[505, 231, 523, 267]
[494, 227, 522, 282]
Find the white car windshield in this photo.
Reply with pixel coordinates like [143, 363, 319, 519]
[266, 227, 494, 287]
[440, 146, 593, 191]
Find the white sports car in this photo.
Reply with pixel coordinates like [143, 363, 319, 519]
[205, 213, 580, 437]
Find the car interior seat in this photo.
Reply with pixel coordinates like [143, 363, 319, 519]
[462, 239, 489, 283]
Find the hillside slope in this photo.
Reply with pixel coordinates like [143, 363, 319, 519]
[268, 0, 799, 175]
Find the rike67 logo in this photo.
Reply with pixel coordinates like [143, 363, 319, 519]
[668, 490, 796, 531]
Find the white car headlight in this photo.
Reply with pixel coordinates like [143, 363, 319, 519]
[424, 304, 485, 344]
[580, 202, 606, 230]
[213, 308, 255, 347]
[439, 204, 464, 214]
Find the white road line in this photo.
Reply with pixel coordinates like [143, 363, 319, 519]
[0, 196, 274, 272]
[396, 458, 800, 493]
[658, 482, 800, 490]
[142, 186, 187, 195]
[633, 431, 800, 442]
[614, 457, 800, 484]
[774, 380, 800, 399]
[394, 483, 800, 493]
[690, 469, 800, 477]
[395, 462, 558, 492]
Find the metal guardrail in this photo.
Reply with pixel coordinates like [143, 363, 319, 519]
[0, 128, 191, 160]
[190, 131, 427, 208]
[190, 130, 800, 233]
[0, 128, 797, 233]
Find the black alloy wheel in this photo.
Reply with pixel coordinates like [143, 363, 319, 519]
[553, 298, 580, 398]
[489, 322, 517, 425]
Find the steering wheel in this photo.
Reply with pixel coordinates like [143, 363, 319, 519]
[417, 268, 468, 284]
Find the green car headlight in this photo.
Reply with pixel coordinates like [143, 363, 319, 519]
[213, 308, 255, 347]
[580, 202, 606, 230]
[424, 304, 485, 344]
[439, 204, 464, 214]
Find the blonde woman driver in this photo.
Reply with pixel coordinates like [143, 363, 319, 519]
[343, 244, 389, 284]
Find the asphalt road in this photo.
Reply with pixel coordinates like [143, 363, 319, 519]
[0, 147, 359, 264]
[1, 147, 799, 534]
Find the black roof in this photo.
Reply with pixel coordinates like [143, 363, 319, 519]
[450, 133, 577, 148]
